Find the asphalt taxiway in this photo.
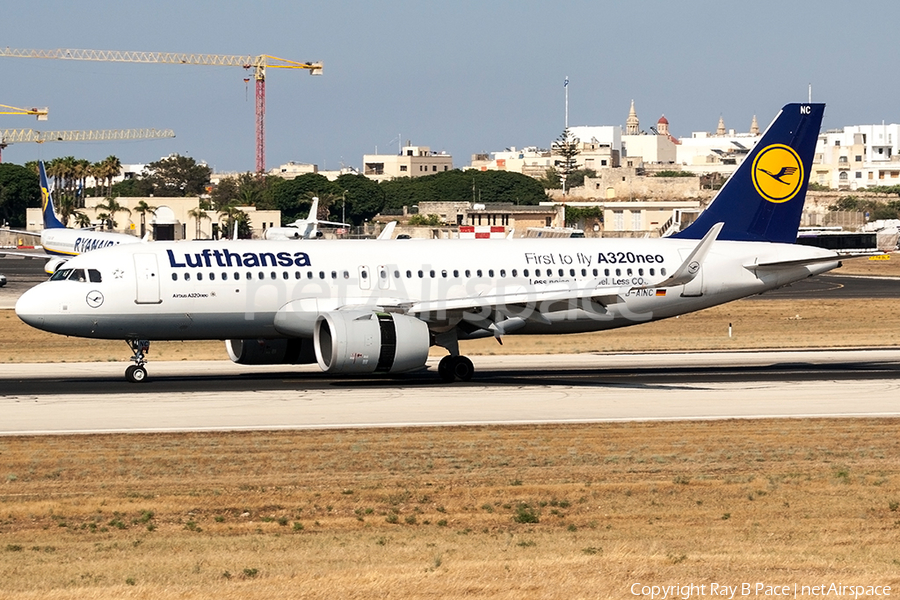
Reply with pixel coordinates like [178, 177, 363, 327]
[1, 350, 899, 435]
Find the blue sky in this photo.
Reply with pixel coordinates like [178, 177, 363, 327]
[2, 1, 897, 173]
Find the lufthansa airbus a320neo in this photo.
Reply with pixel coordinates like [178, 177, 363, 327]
[17, 103, 843, 383]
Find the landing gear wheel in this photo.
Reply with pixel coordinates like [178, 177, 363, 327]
[125, 364, 148, 383]
[438, 355, 456, 383]
[437, 355, 475, 383]
[453, 356, 474, 382]
[126, 339, 151, 383]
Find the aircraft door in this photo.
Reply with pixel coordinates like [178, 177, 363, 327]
[358, 266, 371, 290]
[677, 248, 703, 297]
[134, 253, 162, 304]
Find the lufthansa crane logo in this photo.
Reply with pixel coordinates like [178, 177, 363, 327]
[751, 144, 804, 204]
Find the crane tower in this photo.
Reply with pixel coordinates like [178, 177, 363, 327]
[0, 48, 322, 172]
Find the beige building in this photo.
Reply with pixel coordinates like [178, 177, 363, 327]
[28, 197, 281, 241]
[363, 144, 453, 182]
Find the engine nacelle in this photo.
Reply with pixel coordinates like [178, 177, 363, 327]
[226, 338, 317, 365]
[314, 311, 430, 374]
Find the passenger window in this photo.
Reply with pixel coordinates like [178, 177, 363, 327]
[282, 272, 289, 280]
[295, 272, 301, 279]
[615, 269, 621, 276]
[465, 269, 471, 277]
[535, 269, 541, 277]
[429, 270, 435, 278]
[523, 269, 529, 277]
[488, 269, 494, 277]
[197, 273, 203, 281]
[638, 268, 644, 276]
[258, 272, 265, 280]
[406, 270, 412, 278]
[649, 268, 655, 276]
[246, 272, 252, 280]
[581, 269, 586, 277]
[319, 272, 325, 279]
[570, 269, 575, 277]
[558, 269, 564, 277]
[661, 268, 667, 276]
[476, 269, 483, 277]
[592, 268, 598, 276]
[512, 269, 517, 277]
[394, 270, 400, 278]
[331, 271, 337, 279]
[441, 270, 447, 278]
[418, 270, 423, 278]
[306, 272, 313, 279]
[171, 273, 177, 281]
[345, 271, 352, 279]
[210, 273, 216, 281]
[604, 269, 610, 276]
[185, 273, 191, 281]
[627, 268, 633, 276]
[453, 269, 459, 277]
[499, 269, 506, 277]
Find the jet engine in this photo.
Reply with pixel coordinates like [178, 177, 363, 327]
[314, 311, 430, 374]
[226, 338, 317, 365]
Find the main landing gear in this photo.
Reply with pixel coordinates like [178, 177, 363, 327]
[125, 339, 150, 383]
[438, 355, 474, 383]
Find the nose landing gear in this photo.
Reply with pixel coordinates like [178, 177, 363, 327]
[125, 339, 150, 383]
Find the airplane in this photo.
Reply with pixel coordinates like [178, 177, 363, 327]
[1, 161, 142, 273]
[17, 103, 846, 384]
[263, 197, 351, 240]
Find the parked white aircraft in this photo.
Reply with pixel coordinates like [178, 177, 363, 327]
[17, 104, 843, 383]
[263, 197, 351, 240]
[1, 161, 142, 273]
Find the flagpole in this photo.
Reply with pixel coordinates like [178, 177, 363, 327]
[564, 76, 569, 130]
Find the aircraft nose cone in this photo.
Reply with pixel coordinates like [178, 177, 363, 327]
[15, 284, 49, 330]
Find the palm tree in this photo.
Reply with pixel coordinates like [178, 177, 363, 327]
[133, 200, 157, 238]
[72, 212, 92, 228]
[95, 197, 132, 231]
[218, 203, 250, 239]
[101, 155, 122, 197]
[187, 206, 209, 240]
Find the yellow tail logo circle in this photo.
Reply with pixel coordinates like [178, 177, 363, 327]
[751, 144, 804, 204]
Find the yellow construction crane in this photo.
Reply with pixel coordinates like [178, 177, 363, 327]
[0, 104, 48, 120]
[0, 128, 176, 162]
[0, 48, 323, 172]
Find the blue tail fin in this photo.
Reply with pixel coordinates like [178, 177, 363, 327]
[39, 161, 66, 229]
[673, 103, 824, 243]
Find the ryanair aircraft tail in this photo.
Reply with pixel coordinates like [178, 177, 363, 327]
[674, 103, 825, 244]
[38, 160, 66, 230]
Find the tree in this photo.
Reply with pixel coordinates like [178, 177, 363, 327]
[218, 203, 251, 239]
[552, 129, 581, 193]
[141, 154, 212, 197]
[269, 173, 340, 224]
[133, 200, 157, 238]
[336, 173, 385, 224]
[537, 167, 563, 190]
[0, 163, 40, 227]
[95, 197, 132, 230]
[187, 206, 210, 240]
[565, 168, 597, 189]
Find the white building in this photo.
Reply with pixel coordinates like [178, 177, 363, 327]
[675, 115, 761, 176]
[363, 144, 453, 182]
[812, 124, 900, 190]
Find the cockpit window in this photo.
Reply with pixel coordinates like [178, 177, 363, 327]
[49, 268, 96, 282]
[50, 268, 72, 281]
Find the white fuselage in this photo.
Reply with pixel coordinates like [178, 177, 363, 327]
[16, 237, 840, 342]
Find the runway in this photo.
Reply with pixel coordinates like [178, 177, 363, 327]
[2, 350, 899, 435]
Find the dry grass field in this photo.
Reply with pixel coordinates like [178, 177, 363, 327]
[0, 256, 898, 598]
[2, 421, 900, 599]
